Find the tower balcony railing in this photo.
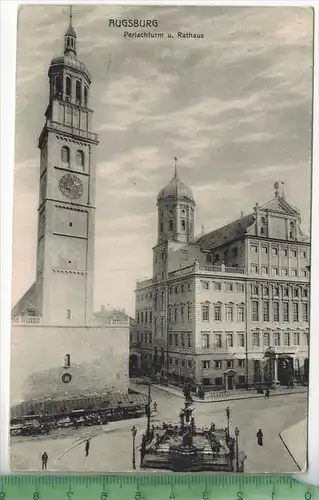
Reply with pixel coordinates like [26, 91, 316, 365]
[46, 120, 99, 142]
[200, 264, 245, 275]
[12, 315, 42, 325]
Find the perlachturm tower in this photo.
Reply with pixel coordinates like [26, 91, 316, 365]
[12, 10, 99, 326]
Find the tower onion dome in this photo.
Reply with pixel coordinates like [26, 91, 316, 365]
[157, 161, 195, 204]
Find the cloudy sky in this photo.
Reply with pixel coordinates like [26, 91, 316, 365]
[12, 4, 313, 317]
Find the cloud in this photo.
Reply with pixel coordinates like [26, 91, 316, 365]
[12, 5, 314, 316]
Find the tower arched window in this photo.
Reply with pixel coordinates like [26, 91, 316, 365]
[75, 150, 84, 169]
[169, 220, 173, 231]
[65, 76, 72, 100]
[289, 222, 295, 239]
[84, 87, 88, 106]
[55, 75, 62, 97]
[260, 216, 267, 236]
[64, 354, 71, 368]
[181, 219, 186, 231]
[61, 146, 70, 166]
[76, 80, 81, 103]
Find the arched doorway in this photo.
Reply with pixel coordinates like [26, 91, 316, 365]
[304, 358, 309, 382]
[129, 354, 139, 377]
[277, 356, 294, 386]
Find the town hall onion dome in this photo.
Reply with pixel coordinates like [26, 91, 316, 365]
[157, 170, 195, 204]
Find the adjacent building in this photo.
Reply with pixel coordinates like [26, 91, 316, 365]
[131, 169, 310, 389]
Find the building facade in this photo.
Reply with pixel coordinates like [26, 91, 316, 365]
[131, 173, 310, 389]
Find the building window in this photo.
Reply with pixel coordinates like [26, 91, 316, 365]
[214, 305, 221, 321]
[273, 286, 280, 297]
[61, 145, 70, 166]
[215, 360, 222, 369]
[263, 332, 270, 347]
[226, 306, 233, 322]
[237, 306, 244, 322]
[237, 283, 244, 292]
[215, 334, 222, 348]
[188, 334, 192, 347]
[253, 332, 260, 347]
[201, 281, 209, 290]
[202, 360, 210, 369]
[289, 222, 296, 239]
[188, 360, 192, 368]
[303, 288, 308, 298]
[169, 220, 173, 231]
[180, 306, 184, 322]
[75, 150, 84, 168]
[226, 333, 233, 347]
[263, 302, 269, 322]
[84, 86, 88, 106]
[202, 304, 210, 321]
[227, 360, 234, 369]
[141, 312, 144, 324]
[181, 284, 185, 292]
[262, 266, 268, 276]
[274, 332, 280, 346]
[301, 269, 307, 278]
[174, 334, 178, 346]
[76, 80, 81, 102]
[67, 308, 71, 320]
[252, 285, 259, 295]
[161, 292, 165, 309]
[65, 76, 72, 98]
[175, 359, 179, 366]
[227, 283, 233, 292]
[141, 333, 144, 343]
[284, 332, 290, 346]
[174, 308, 178, 323]
[169, 358, 173, 365]
[160, 222, 163, 232]
[291, 249, 297, 258]
[64, 354, 71, 368]
[206, 254, 212, 263]
[175, 286, 178, 294]
[303, 303, 308, 322]
[281, 268, 288, 276]
[181, 219, 186, 231]
[181, 333, 185, 347]
[272, 247, 278, 256]
[169, 334, 173, 346]
[187, 305, 192, 321]
[238, 333, 245, 347]
[261, 246, 268, 255]
[273, 302, 280, 322]
[284, 287, 289, 298]
[238, 359, 245, 368]
[202, 333, 210, 348]
[294, 332, 300, 345]
[251, 265, 258, 274]
[161, 317, 165, 334]
[282, 248, 288, 257]
[283, 302, 289, 322]
[137, 312, 140, 324]
[214, 282, 222, 291]
[215, 377, 223, 386]
[293, 303, 299, 322]
[154, 318, 157, 334]
[263, 286, 269, 296]
[188, 282, 192, 291]
[272, 267, 279, 276]
[292, 269, 298, 277]
[252, 301, 259, 322]
[300, 250, 307, 258]
[145, 311, 148, 324]
[232, 247, 238, 257]
[251, 245, 258, 253]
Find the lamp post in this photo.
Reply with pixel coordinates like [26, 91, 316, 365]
[146, 380, 151, 440]
[131, 425, 137, 470]
[235, 426, 239, 472]
[226, 406, 230, 437]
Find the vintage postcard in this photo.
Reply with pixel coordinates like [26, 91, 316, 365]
[10, 4, 313, 473]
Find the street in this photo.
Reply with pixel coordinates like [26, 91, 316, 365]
[10, 388, 307, 473]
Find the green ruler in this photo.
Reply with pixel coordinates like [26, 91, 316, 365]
[1, 475, 318, 499]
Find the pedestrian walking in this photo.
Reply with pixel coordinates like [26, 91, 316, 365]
[85, 439, 90, 457]
[257, 429, 263, 446]
[41, 451, 48, 470]
[265, 389, 270, 399]
[153, 401, 157, 412]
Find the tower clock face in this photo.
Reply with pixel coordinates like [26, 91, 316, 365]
[59, 173, 84, 199]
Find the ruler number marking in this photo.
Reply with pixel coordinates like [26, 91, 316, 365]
[305, 493, 312, 500]
[170, 493, 175, 499]
[33, 493, 39, 500]
[101, 493, 108, 500]
[237, 493, 244, 500]
[0, 494, 5, 500]
[272, 493, 276, 500]
[203, 492, 209, 500]
[135, 492, 141, 500]
[67, 493, 74, 500]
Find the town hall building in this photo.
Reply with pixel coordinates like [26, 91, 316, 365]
[131, 166, 310, 389]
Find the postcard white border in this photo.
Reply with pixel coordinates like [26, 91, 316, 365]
[1, 0, 318, 485]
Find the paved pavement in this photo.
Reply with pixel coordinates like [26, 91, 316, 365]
[10, 387, 308, 474]
[279, 419, 307, 471]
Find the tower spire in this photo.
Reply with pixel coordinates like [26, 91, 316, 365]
[69, 5, 73, 27]
[174, 157, 178, 178]
[64, 4, 76, 56]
